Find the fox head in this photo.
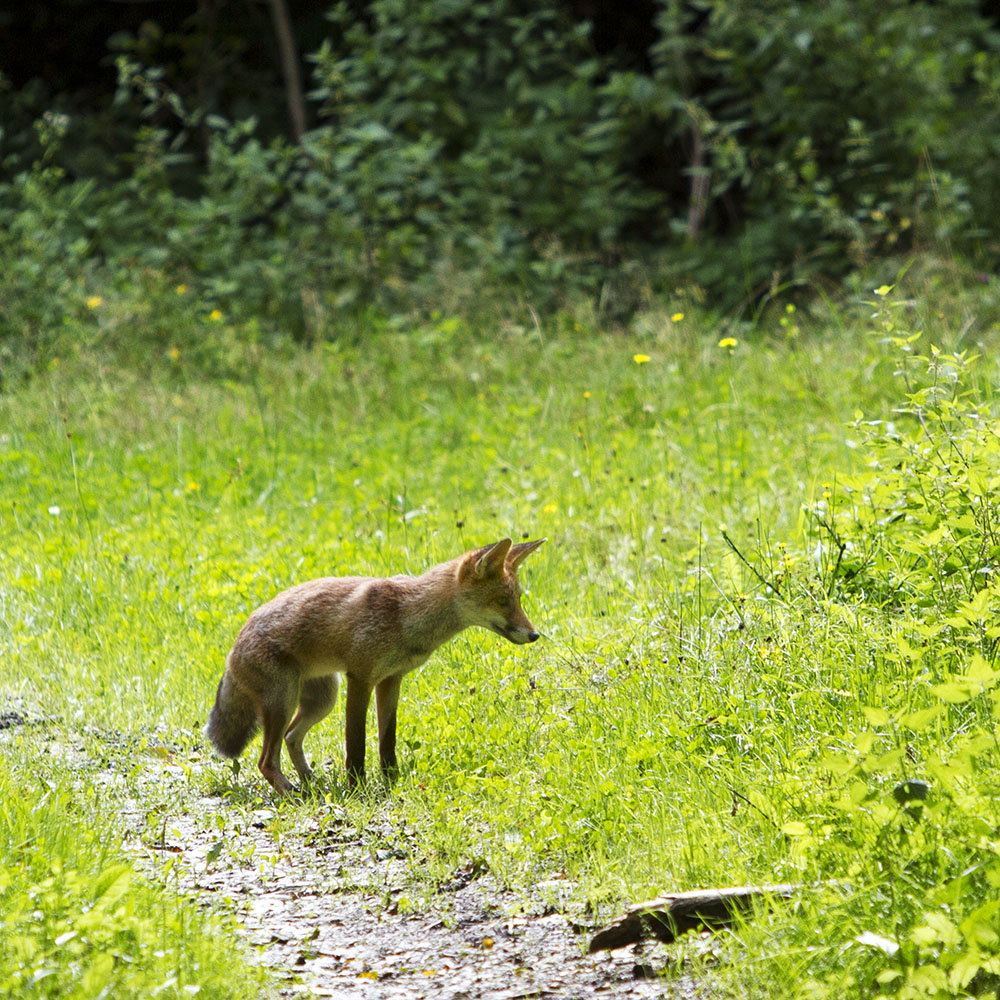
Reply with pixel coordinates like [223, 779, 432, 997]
[458, 537, 545, 644]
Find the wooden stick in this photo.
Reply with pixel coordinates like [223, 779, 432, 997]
[589, 884, 799, 952]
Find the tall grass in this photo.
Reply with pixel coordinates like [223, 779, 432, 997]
[0, 741, 271, 998]
[3, 287, 1000, 997]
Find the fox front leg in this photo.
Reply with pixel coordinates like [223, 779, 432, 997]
[375, 674, 402, 780]
[344, 674, 373, 788]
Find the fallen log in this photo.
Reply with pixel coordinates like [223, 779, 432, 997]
[588, 884, 799, 952]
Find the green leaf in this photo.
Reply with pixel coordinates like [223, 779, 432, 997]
[931, 681, 976, 704]
[862, 706, 890, 726]
[781, 821, 810, 836]
[205, 840, 224, 866]
[900, 706, 943, 731]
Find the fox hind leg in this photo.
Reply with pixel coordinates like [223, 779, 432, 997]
[257, 679, 302, 796]
[284, 674, 339, 783]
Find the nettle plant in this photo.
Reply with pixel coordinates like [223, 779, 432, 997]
[809, 292, 1000, 636]
[791, 293, 1000, 997]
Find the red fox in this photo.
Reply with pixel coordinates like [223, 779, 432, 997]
[206, 538, 545, 794]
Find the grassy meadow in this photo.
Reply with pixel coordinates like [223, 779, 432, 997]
[4, 283, 1000, 998]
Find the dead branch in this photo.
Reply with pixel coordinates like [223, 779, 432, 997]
[588, 884, 799, 952]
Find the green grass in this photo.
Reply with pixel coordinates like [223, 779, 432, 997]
[4, 287, 1000, 997]
[0, 740, 271, 999]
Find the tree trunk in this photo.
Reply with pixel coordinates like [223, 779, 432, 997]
[267, 0, 307, 143]
[686, 115, 709, 242]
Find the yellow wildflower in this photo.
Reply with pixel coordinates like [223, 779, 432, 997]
[718, 337, 738, 349]
[208, 308, 223, 322]
[167, 346, 180, 362]
[671, 312, 685, 322]
[175, 284, 188, 295]
[86, 295, 103, 310]
[633, 353, 651, 365]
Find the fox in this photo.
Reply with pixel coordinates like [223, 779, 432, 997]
[205, 537, 545, 794]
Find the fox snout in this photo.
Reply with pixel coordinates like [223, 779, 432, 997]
[510, 625, 541, 644]
[490, 620, 540, 644]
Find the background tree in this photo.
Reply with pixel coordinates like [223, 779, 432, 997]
[1, 0, 998, 354]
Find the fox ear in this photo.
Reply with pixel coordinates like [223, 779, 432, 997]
[474, 538, 513, 579]
[507, 537, 546, 570]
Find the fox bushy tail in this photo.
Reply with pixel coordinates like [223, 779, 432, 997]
[205, 670, 259, 758]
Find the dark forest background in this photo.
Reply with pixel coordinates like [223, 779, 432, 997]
[2, 0, 1000, 359]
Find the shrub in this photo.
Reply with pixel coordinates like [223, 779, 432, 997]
[308, 0, 651, 303]
[640, 0, 1000, 301]
[764, 290, 1000, 997]
[807, 288, 1000, 628]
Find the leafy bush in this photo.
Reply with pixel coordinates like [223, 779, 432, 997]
[308, 0, 650, 301]
[3, 0, 1000, 367]
[808, 288, 1000, 630]
[2, 0, 647, 361]
[716, 291, 1000, 998]
[639, 0, 1000, 300]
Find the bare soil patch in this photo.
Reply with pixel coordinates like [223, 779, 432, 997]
[132, 789, 713, 999]
[17, 724, 720, 998]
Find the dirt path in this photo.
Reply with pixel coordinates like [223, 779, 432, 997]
[12, 721, 715, 999]
[134, 789, 710, 999]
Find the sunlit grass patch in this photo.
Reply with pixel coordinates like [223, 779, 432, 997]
[5, 291, 1000, 997]
[0, 743, 272, 1000]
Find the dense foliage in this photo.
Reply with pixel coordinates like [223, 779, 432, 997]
[644, 0, 1000, 294]
[4, 284, 1000, 997]
[1, 0, 999, 365]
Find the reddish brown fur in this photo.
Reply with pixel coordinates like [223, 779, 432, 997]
[205, 538, 544, 794]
